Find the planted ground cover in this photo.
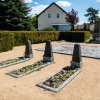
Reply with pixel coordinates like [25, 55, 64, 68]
[37, 44, 100, 59]
[37, 66, 81, 92]
[0, 57, 29, 68]
[6, 60, 51, 78]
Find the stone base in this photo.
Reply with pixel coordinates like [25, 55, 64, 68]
[43, 56, 54, 62]
[70, 61, 82, 68]
[25, 54, 33, 58]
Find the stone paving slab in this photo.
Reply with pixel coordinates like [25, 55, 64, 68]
[37, 44, 100, 59]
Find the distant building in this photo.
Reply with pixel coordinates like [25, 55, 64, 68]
[75, 25, 84, 29]
[37, 2, 70, 31]
[75, 23, 91, 30]
[94, 21, 100, 33]
[90, 24, 95, 31]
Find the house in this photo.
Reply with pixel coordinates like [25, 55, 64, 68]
[94, 21, 100, 33]
[75, 25, 84, 29]
[75, 23, 91, 30]
[90, 23, 95, 31]
[37, 2, 70, 31]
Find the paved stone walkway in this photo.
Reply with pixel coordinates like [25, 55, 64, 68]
[37, 44, 100, 59]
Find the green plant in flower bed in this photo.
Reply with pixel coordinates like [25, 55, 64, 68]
[10, 60, 46, 76]
[43, 66, 78, 88]
[0, 57, 27, 67]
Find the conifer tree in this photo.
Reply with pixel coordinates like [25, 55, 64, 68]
[84, 7, 99, 23]
[0, 0, 33, 30]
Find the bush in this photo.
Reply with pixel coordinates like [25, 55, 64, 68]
[42, 27, 56, 31]
[0, 32, 14, 52]
[84, 31, 91, 42]
[0, 31, 90, 52]
[0, 31, 60, 52]
[59, 31, 90, 42]
[13, 31, 60, 46]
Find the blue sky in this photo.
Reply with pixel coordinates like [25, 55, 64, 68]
[24, 0, 100, 25]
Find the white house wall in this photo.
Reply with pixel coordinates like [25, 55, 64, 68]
[38, 4, 69, 30]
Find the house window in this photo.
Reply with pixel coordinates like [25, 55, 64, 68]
[48, 14, 51, 18]
[57, 14, 59, 18]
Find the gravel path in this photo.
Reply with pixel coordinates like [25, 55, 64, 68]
[0, 41, 100, 100]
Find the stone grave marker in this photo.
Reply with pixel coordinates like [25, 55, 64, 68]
[25, 40, 33, 58]
[43, 40, 54, 62]
[70, 44, 82, 68]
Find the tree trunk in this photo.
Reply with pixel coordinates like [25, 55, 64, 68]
[71, 24, 74, 31]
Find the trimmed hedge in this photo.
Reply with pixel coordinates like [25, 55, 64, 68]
[84, 31, 91, 42]
[0, 32, 14, 52]
[59, 31, 90, 42]
[13, 31, 60, 46]
[0, 31, 90, 52]
[0, 31, 59, 52]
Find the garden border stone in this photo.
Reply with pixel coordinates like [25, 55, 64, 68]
[36, 67, 81, 93]
[0, 57, 30, 69]
[6, 60, 51, 78]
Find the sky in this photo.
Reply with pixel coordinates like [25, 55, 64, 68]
[24, 0, 100, 25]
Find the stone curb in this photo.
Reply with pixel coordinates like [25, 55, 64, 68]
[6, 60, 51, 78]
[36, 67, 81, 93]
[0, 57, 30, 69]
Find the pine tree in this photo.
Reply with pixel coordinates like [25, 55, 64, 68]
[83, 23, 86, 30]
[84, 7, 99, 23]
[0, 0, 33, 30]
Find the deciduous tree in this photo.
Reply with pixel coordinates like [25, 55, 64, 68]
[65, 9, 79, 31]
[31, 14, 38, 30]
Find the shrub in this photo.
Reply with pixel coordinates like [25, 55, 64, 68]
[59, 31, 90, 42]
[13, 31, 60, 46]
[42, 27, 56, 31]
[0, 32, 14, 52]
[84, 31, 91, 42]
[0, 31, 60, 52]
[0, 30, 90, 52]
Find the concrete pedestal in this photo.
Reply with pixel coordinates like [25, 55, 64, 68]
[70, 61, 82, 68]
[43, 56, 54, 62]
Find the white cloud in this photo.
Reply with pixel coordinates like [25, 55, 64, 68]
[34, 2, 39, 5]
[29, 1, 72, 16]
[24, 0, 33, 3]
[56, 1, 71, 7]
[96, 0, 100, 2]
[30, 5, 49, 16]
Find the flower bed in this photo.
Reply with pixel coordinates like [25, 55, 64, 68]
[0, 57, 29, 69]
[6, 60, 51, 78]
[37, 66, 81, 92]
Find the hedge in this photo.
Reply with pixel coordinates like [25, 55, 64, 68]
[0, 31, 90, 52]
[59, 31, 90, 42]
[0, 32, 14, 52]
[13, 31, 60, 46]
